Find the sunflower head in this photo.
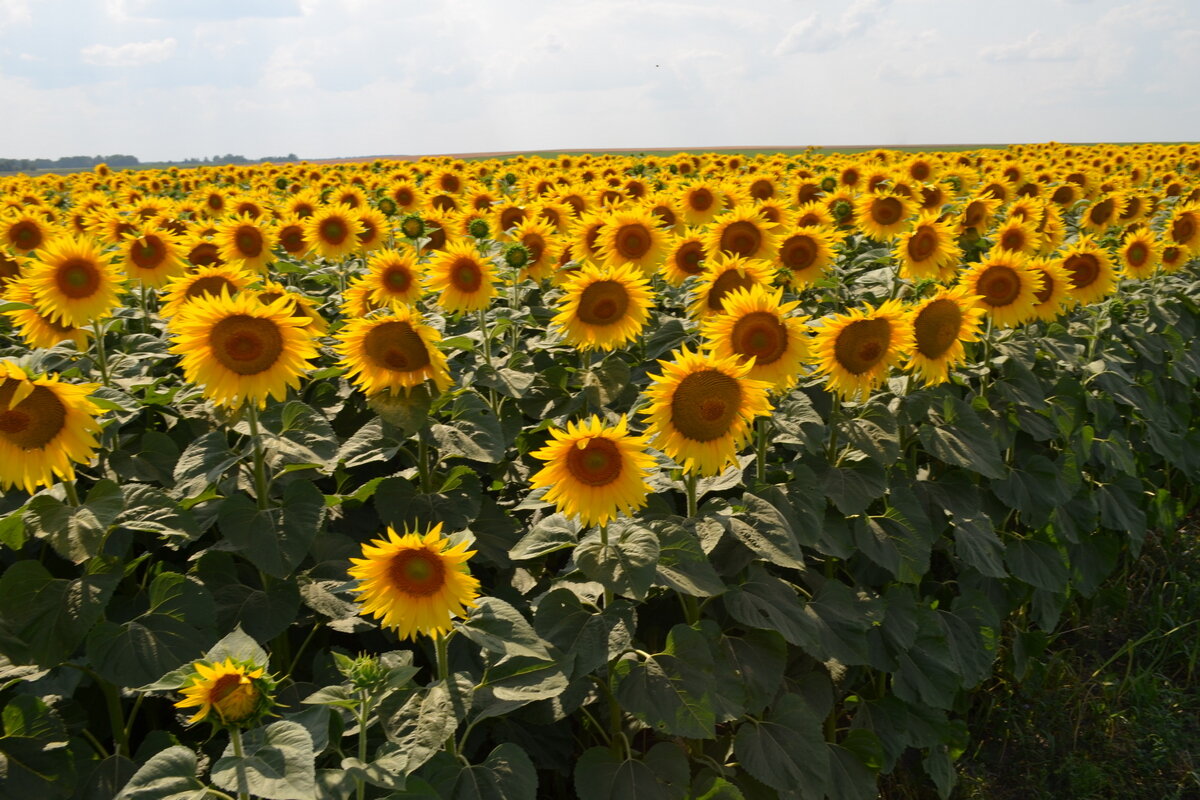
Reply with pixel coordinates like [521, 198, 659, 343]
[174, 657, 276, 728]
[528, 415, 655, 527]
[335, 305, 452, 396]
[904, 285, 985, 387]
[701, 284, 809, 392]
[688, 254, 773, 319]
[25, 235, 124, 327]
[957, 251, 1042, 328]
[552, 260, 654, 352]
[348, 523, 481, 641]
[810, 299, 914, 401]
[641, 346, 773, 476]
[425, 239, 496, 313]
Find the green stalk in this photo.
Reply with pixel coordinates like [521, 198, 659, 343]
[63, 479, 81, 507]
[229, 728, 250, 800]
[91, 319, 111, 386]
[755, 415, 770, 485]
[244, 404, 270, 510]
[356, 689, 369, 800]
[826, 401, 841, 463]
[99, 677, 128, 757]
[599, 525, 614, 608]
[434, 632, 459, 759]
[417, 435, 433, 494]
[477, 309, 493, 369]
[684, 471, 698, 518]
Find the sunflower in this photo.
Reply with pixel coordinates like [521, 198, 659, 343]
[810, 300, 913, 400]
[1, 209, 58, 253]
[991, 217, 1042, 256]
[1026, 256, 1073, 322]
[894, 213, 961, 282]
[552, 261, 654, 352]
[656, 229, 706, 286]
[1080, 194, 1121, 233]
[856, 192, 915, 241]
[1166, 205, 1200, 254]
[957, 250, 1042, 328]
[160, 264, 256, 319]
[273, 214, 310, 257]
[25, 235, 123, 327]
[425, 238, 496, 313]
[348, 523, 480, 641]
[704, 205, 779, 262]
[364, 248, 424, 307]
[596, 208, 668, 275]
[1116, 229, 1162, 280]
[678, 180, 724, 227]
[0, 249, 27, 289]
[305, 204, 365, 261]
[335, 305, 451, 395]
[701, 284, 809, 391]
[355, 206, 392, 252]
[641, 346, 772, 476]
[174, 658, 275, 727]
[0, 362, 103, 494]
[958, 195, 1000, 235]
[3, 278, 92, 350]
[510, 217, 560, 281]
[528, 415, 655, 527]
[793, 201, 835, 229]
[214, 214, 275, 275]
[254, 281, 329, 335]
[168, 290, 318, 409]
[688, 254, 773, 319]
[388, 180, 424, 213]
[119, 223, 188, 287]
[904, 286, 986, 386]
[1056, 235, 1117, 306]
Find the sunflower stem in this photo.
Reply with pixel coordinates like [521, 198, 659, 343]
[684, 471, 698, 518]
[599, 525, 614, 608]
[417, 434, 434, 494]
[826, 401, 841, 463]
[356, 690, 369, 800]
[754, 415, 770, 485]
[434, 632, 459, 760]
[91, 319, 112, 386]
[139, 282, 154, 334]
[229, 727, 251, 800]
[244, 404, 271, 510]
[63, 479, 81, 507]
[98, 675, 128, 757]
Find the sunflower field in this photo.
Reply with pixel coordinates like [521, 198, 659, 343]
[1, 143, 1199, 800]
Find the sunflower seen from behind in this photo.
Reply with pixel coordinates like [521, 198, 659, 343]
[0, 362, 104, 494]
[551, 261, 653, 352]
[701, 284, 809, 392]
[425, 238, 496, 313]
[335, 305, 452, 396]
[349, 523, 480, 641]
[528, 415, 655, 528]
[810, 300, 913, 401]
[641, 346, 772, 476]
[168, 290, 318, 409]
[174, 658, 275, 727]
[904, 285, 986, 387]
[25, 235, 123, 328]
[957, 250, 1042, 328]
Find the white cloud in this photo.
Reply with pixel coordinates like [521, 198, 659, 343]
[80, 37, 178, 67]
[774, 0, 893, 55]
[0, 0, 30, 28]
[980, 30, 1077, 62]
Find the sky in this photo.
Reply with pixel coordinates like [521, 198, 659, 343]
[0, 0, 1196, 161]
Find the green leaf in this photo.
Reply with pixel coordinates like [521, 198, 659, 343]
[612, 623, 717, 739]
[173, 430, 239, 498]
[574, 521, 659, 601]
[534, 590, 631, 679]
[205, 625, 270, 667]
[337, 419, 405, 468]
[24, 479, 123, 563]
[991, 454, 1066, 523]
[689, 773, 745, 800]
[730, 494, 805, 569]
[714, 629, 787, 718]
[456, 597, 552, 661]
[383, 682, 462, 776]
[0, 557, 120, 667]
[218, 479, 325, 578]
[648, 518, 724, 597]
[373, 474, 482, 533]
[644, 317, 688, 361]
[573, 747, 670, 800]
[483, 655, 570, 702]
[450, 742, 538, 800]
[581, 357, 631, 409]
[733, 693, 829, 796]
[116, 485, 201, 549]
[476, 365, 537, 400]
[1005, 539, 1069, 593]
[950, 513, 1007, 578]
[918, 396, 1006, 479]
[723, 566, 817, 651]
[212, 721, 316, 800]
[431, 398, 506, 463]
[508, 513, 580, 560]
[827, 743, 878, 800]
[113, 746, 206, 800]
[822, 456, 887, 515]
[261, 401, 339, 469]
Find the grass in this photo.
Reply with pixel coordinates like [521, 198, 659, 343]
[883, 514, 1200, 799]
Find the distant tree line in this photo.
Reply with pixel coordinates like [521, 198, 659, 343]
[0, 153, 299, 173]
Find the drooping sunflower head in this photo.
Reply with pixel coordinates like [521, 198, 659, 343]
[904, 285, 986, 387]
[168, 290, 319, 409]
[25, 235, 124, 328]
[174, 657, 275, 727]
[701, 283, 809, 392]
[810, 299, 913, 401]
[364, 247, 424, 308]
[641, 345, 773, 476]
[688, 253, 773, 319]
[348, 523, 481, 641]
[0, 363, 103, 494]
[528, 415, 655, 528]
[957, 250, 1042, 328]
[552, 260, 654, 352]
[425, 238, 496, 313]
[305, 204, 365, 261]
[704, 205, 779, 262]
[1056, 234, 1117, 306]
[894, 212, 961, 283]
[335, 305, 451, 396]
